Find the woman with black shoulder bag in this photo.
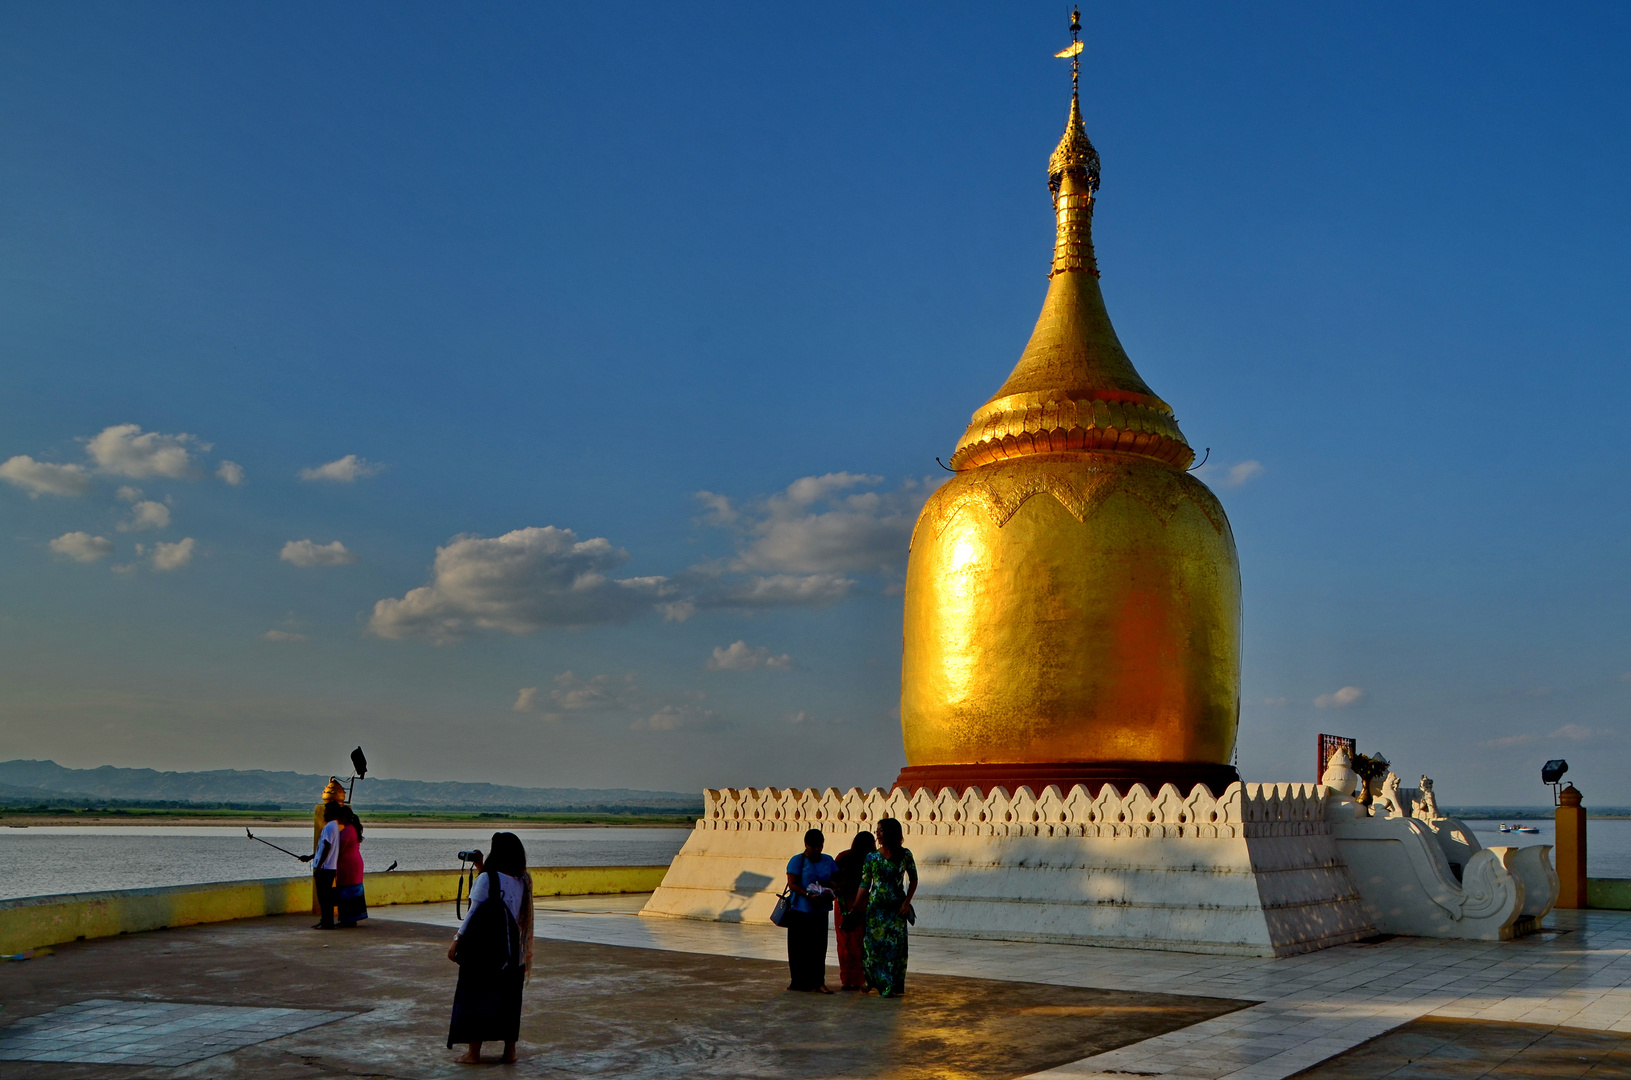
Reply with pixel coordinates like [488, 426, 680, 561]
[446, 832, 534, 1064]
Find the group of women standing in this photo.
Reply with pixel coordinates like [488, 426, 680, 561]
[303, 801, 368, 929]
[783, 816, 918, 998]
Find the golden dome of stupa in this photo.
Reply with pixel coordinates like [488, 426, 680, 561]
[896, 31, 1241, 796]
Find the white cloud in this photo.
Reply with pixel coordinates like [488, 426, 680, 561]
[657, 600, 697, 623]
[372, 476, 929, 641]
[1195, 458, 1265, 490]
[1259, 696, 1289, 707]
[0, 455, 93, 497]
[694, 491, 737, 527]
[48, 532, 113, 562]
[87, 424, 204, 479]
[705, 573, 856, 609]
[299, 454, 384, 483]
[527, 671, 717, 733]
[216, 461, 245, 486]
[707, 641, 794, 672]
[782, 710, 842, 726]
[545, 671, 645, 714]
[116, 486, 142, 502]
[1479, 724, 1607, 750]
[151, 537, 195, 571]
[263, 629, 308, 643]
[368, 527, 674, 641]
[631, 703, 719, 732]
[280, 539, 356, 567]
[1314, 686, 1364, 709]
[706, 473, 933, 576]
[117, 500, 171, 532]
[1479, 732, 1537, 749]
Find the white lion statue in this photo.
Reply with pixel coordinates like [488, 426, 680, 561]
[1372, 771, 1410, 819]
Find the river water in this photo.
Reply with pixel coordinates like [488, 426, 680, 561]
[0, 826, 691, 902]
[1, 819, 1626, 902]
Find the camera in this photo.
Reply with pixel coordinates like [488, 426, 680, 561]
[457, 849, 481, 862]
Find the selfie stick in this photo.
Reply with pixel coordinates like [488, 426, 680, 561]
[246, 828, 305, 860]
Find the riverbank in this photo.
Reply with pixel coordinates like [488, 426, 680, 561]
[0, 808, 697, 828]
[0, 824, 693, 901]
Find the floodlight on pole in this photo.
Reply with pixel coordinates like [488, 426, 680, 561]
[1542, 759, 1568, 805]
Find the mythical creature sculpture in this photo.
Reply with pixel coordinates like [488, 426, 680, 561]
[1371, 771, 1410, 819]
[1415, 775, 1441, 820]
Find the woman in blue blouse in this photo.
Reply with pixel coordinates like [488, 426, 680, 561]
[783, 828, 837, 992]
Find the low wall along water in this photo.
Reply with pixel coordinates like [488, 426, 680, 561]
[0, 865, 668, 955]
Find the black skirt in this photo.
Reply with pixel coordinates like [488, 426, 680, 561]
[447, 965, 524, 1047]
[785, 907, 830, 991]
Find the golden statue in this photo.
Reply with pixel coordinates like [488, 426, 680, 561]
[313, 776, 347, 848]
[897, 11, 1241, 795]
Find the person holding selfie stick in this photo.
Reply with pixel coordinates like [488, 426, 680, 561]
[783, 828, 837, 993]
[298, 802, 343, 930]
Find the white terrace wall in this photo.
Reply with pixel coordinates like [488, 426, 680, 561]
[641, 782, 1376, 958]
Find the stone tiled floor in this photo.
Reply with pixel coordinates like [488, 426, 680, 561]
[0, 999, 352, 1067]
[1289, 1016, 1631, 1078]
[0, 914, 1248, 1079]
[377, 901, 1631, 1079]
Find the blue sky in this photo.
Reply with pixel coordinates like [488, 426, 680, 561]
[2, 3, 1628, 802]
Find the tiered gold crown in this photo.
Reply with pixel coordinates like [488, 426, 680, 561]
[948, 90, 1194, 472]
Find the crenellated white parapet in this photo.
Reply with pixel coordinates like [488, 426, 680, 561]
[649, 780, 1372, 957]
[696, 781, 1331, 842]
[647, 767, 1560, 955]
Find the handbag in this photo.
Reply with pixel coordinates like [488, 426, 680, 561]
[770, 854, 804, 928]
[455, 870, 521, 972]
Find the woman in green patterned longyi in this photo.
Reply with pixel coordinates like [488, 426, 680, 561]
[851, 815, 918, 997]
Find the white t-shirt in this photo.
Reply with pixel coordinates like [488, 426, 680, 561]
[313, 821, 341, 871]
[458, 871, 524, 937]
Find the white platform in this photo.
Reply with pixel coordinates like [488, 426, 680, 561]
[642, 782, 1376, 957]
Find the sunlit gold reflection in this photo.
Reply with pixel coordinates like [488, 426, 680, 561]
[899, 80, 1240, 775]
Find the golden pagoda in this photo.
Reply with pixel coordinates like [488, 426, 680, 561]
[897, 14, 1241, 795]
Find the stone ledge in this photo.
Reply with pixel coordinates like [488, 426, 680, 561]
[0, 865, 668, 954]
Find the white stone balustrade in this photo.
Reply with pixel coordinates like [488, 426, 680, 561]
[696, 781, 1331, 842]
[646, 774, 1560, 955]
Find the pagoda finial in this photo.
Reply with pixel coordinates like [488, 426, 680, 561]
[1050, 7, 1099, 199]
[1069, 5, 1082, 94]
[1048, 8, 1100, 277]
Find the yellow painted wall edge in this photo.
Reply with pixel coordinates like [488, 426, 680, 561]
[1587, 878, 1631, 911]
[0, 865, 668, 955]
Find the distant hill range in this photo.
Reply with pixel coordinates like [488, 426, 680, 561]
[0, 760, 700, 814]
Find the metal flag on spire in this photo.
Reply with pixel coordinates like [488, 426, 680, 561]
[1054, 6, 1083, 93]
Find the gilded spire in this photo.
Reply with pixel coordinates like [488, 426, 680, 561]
[1048, 92, 1100, 277]
[947, 11, 1194, 473]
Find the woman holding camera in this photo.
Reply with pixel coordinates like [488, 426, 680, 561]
[447, 832, 534, 1064]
